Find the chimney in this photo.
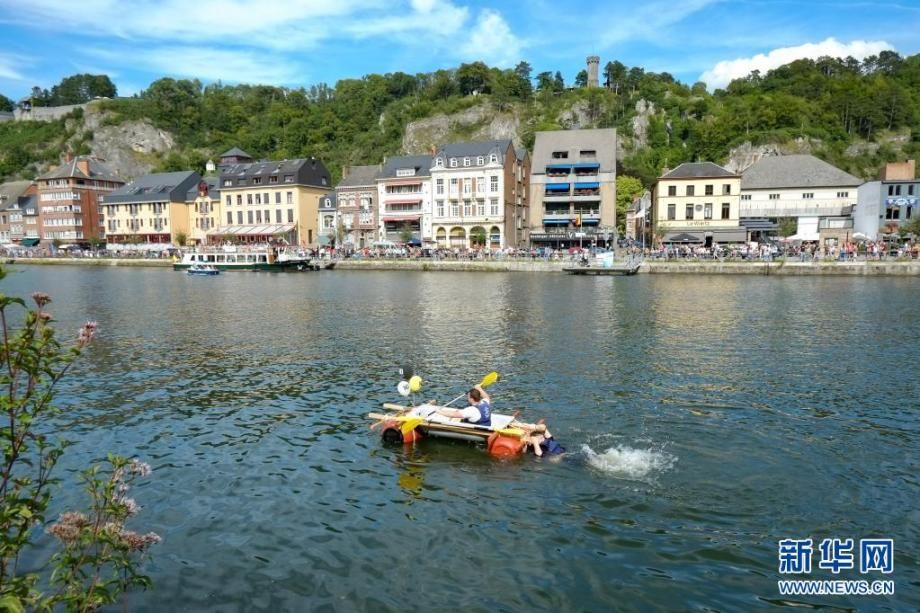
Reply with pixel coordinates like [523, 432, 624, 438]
[880, 159, 916, 181]
[76, 158, 90, 176]
[64, 151, 74, 163]
[342, 166, 349, 179]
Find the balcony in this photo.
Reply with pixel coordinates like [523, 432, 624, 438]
[740, 203, 854, 217]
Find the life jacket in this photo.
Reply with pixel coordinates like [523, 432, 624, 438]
[466, 400, 491, 427]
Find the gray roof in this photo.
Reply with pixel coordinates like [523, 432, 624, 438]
[434, 140, 512, 166]
[185, 176, 220, 201]
[741, 155, 862, 189]
[515, 147, 527, 161]
[319, 192, 337, 209]
[37, 156, 122, 183]
[531, 129, 616, 174]
[337, 164, 381, 187]
[104, 171, 200, 204]
[220, 158, 331, 189]
[220, 147, 252, 159]
[379, 155, 433, 179]
[19, 194, 37, 214]
[0, 181, 32, 210]
[662, 162, 737, 179]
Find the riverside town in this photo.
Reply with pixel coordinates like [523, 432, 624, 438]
[1, 10, 918, 612]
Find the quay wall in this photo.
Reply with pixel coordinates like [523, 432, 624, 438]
[5, 258, 920, 275]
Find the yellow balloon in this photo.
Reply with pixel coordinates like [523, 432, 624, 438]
[408, 375, 423, 393]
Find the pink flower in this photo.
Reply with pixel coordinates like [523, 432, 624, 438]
[77, 320, 98, 348]
[129, 459, 152, 477]
[31, 292, 51, 308]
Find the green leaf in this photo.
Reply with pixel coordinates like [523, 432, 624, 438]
[0, 595, 26, 613]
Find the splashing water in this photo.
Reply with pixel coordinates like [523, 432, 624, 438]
[582, 444, 677, 481]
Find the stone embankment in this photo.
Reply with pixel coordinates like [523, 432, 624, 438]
[7, 258, 920, 275]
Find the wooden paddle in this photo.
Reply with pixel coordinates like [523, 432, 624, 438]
[442, 371, 499, 408]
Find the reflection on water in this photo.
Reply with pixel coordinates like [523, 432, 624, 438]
[2, 267, 918, 611]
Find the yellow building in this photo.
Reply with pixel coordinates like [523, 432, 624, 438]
[653, 162, 746, 247]
[102, 171, 202, 249]
[186, 177, 222, 246]
[215, 153, 332, 246]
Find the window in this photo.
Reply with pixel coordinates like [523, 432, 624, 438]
[837, 191, 848, 198]
[490, 198, 499, 216]
[396, 168, 415, 177]
[284, 175, 294, 183]
[463, 200, 472, 216]
[885, 207, 900, 220]
[253, 177, 262, 185]
[769, 193, 780, 200]
[477, 199, 485, 216]
[802, 192, 814, 199]
[287, 209, 294, 223]
[436, 200, 445, 217]
[667, 204, 675, 220]
[247, 194, 253, 205]
[741, 194, 751, 200]
[264, 192, 269, 204]
[269, 176, 278, 184]
[450, 158, 457, 168]
[476, 156, 484, 165]
[490, 176, 498, 192]
[255, 193, 261, 205]
[463, 157, 470, 167]
[490, 154, 498, 163]
[450, 178, 458, 194]
[247, 211, 253, 224]
[286, 192, 293, 204]
[237, 211, 243, 224]
[463, 179, 472, 194]
[276, 210, 282, 223]
[264, 210, 270, 223]
[909, 185, 915, 196]
[451, 201, 459, 216]
[435, 158, 443, 167]
[255, 210, 262, 223]
[579, 150, 596, 158]
[705, 184, 714, 196]
[685, 204, 694, 220]
[667, 186, 677, 196]
[552, 151, 568, 159]
[226, 195, 231, 206]
[906, 206, 912, 219]
[476, 177, 485, 193]
[237, 195, 243, 205]
[704, 203, 712, 219]
[686, 185, 695, 196]
[275, 192, 281, 204]
[223, 179, 232, 187]
[436, 179, 444, 195]
[723, 184, 731, 195]
[721, 203, 731, 219]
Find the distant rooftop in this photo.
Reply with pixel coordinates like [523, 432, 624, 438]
[104, 171, 200, 204]
[338, 165, 381, 187]
[742, 155, 862, 189]
[379, 155, 433, 179]
[661, 162, 737, 179]
[531, 128, 617, 174]
[37, 156, 122, 183]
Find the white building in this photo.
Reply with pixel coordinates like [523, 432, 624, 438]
[854, 160, 917, 240]
[430, 140, 526, 249]
[740, 155, 861, 243]
[376, 155, 432, 245]
[317, 192, 338, 247]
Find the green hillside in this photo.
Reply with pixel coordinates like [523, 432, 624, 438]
[1, 53, 918, 186]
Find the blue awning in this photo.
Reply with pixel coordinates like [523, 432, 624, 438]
[581, 218, 600, 225]
[545, 183, 569, 190]
[543, 219, 569, 225]
[545, 164, 574, 170]
[574, 182, 599, 189]
[573, 163, 600, 169]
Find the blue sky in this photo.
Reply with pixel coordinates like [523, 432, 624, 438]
[0, 0, 918, 99]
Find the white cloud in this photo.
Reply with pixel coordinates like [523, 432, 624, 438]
[699, 38, 895, 89]
[459, 10, 522, 67]
[0, 53, 26, 80]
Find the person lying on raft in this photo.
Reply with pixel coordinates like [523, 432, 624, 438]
[521, 425, 565, 458]
[434, 384, 491, 426]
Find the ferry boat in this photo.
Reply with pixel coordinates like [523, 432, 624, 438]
[173, 247, 319, 272]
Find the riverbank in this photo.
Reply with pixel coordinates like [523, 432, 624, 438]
[6, 257, 920, 275]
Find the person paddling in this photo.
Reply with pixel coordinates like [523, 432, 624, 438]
[435, 384, 491, 427]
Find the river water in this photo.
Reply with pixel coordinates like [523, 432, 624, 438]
[3, 266, 918, 611]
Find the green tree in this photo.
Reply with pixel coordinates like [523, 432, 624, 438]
[604, 60, 627, 93]
[535, 71, 554, 92]
[0, 93, 12, 112]
[575, 70, 589, 88]
[616, 175, 645, 235]
[398, 223, 414, 244]
[777, 217, 797, 237]
[174, 231, 188, 247]
[456, 62, 491, 95]
[47, 73, 117, 105]
[553, 71, 565, 92]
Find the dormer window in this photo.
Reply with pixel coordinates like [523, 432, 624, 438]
[449, 158, 457, 167]
[396, 168, 415, 177]
[477, 156, 484, 165]
[463, 157, 470, 167]
[490, 154, 498, 163]
[435, 158, 443, 167]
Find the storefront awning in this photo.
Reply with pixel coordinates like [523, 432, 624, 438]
[543, 219, 569, 225]
[382, 216, 420, 222]
[382, 198, 422, 205]
[20, 238, 41, 247]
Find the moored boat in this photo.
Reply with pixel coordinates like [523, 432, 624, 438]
[173, 246, 319, 272]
